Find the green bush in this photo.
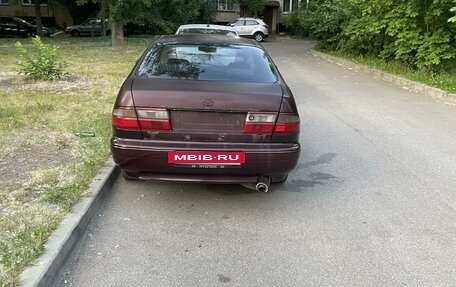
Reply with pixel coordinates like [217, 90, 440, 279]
[15, 36, 67, 80]
[288, 0, 456, 71]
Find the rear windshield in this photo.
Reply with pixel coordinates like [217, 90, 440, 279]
[137, 43, 278, 83]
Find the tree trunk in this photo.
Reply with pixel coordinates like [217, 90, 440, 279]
[101, 18, 106, 37]
[34, 0, 43, 36]
[111, 21, 124, 46]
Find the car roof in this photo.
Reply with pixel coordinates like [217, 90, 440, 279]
[176, 24, 238, 36]
[177, 24, 236, 30]
[236, 17, 265, 21]
[154, 34, 261, 47]
[1, 16, 22, 20]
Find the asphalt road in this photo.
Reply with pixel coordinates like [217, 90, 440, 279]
[55, 39, 456, 287]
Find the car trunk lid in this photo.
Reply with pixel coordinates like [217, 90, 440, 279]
[130, 78, 283, 143]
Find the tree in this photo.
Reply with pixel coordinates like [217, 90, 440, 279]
[80, 0, 213, 46]
[34, 0, 43, 36]
[237, 0, 264, 17]
[449, 0, 456, 22]
[285, 0, 456, 71]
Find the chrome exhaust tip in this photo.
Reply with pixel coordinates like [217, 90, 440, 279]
[255, 176, 271, 193]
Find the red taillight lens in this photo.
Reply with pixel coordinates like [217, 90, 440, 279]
[137, 109, 171, 131]
[243, 112, 277, 134]
[274, 113, 300, 134]
[112, 108, 171, 131]
[112, 108, 140, 130]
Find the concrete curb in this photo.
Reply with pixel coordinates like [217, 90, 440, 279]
[310, 50, 456, 105]
[20, 158, 120, 287]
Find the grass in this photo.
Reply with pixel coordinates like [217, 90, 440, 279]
[322, 50, 456, 95]
[1, 35, 453, 286]
[0, 36, 151, 287]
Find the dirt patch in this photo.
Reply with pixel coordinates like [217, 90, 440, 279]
[0, 126, 77, 192]
[0, 72, 97, 94]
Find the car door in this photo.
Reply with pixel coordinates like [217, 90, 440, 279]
[0, 18, 7, 37]
[230, 20, 247, 36]
[82, 19, 99, 35]
[244, 20, 259, 36]
[0, 18, 18, 37]
[3, 18, 26, 37]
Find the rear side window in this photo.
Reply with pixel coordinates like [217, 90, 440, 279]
[137, 43, 278, 83]
[231, 20, 244, 26]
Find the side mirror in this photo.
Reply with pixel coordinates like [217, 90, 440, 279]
[229, 24, 234, 27]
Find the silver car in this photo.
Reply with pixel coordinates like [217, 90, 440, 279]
[176, 24, 239, 37]
[65, 18, 110, 37]
[228, 17, 269, 42]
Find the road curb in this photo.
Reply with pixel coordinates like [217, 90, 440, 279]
[310, 50, 456, 104]
[20, 158, 119, 287]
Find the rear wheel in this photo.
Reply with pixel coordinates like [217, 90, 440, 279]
[253, 32, 264, 42]
[121, 170, 138, 180]
[71, 30, 80, 37]
[272, 173, 288, 183]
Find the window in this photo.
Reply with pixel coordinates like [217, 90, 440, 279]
[283, 0, 299, 13]
[217, 0, 238, 11]
[22, 0, 47, 5]
[138, 44, 277, 83]
[0, 0, 10, 5]
[231, 20, 245, 27]
[245, 20, 259, 26]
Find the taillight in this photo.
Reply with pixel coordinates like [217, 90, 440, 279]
[274, 113, 300, 134]
[137, 108, 171, 131]
[243, 112, 277, 134]
[112, 107, 171, 131]
[112, 107, 139, 130]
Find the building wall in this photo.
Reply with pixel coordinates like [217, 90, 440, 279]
[0, 1, 72, 27]
[215, 0, 281, 33]
[279, 0, 302, 15]
[215, 10, 239, 24]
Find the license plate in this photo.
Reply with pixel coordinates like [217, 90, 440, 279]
[168, 151, 245, 165]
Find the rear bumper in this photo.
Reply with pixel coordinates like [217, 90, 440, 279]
[111, 137, 300, 183]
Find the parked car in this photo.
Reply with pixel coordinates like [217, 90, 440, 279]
[176, 24, 239, 37]
[111, 35, 300, 191]
[65, 18, 110, 37]
[0, 16, 52, 38]
[228, 17, 269, 42]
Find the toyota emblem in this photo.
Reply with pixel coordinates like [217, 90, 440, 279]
[202, 99, 214, 107]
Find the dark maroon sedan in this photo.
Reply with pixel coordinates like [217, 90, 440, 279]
[111, 35, 300, 192]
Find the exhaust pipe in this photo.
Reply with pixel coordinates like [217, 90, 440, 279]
[255, 176, 271, 193]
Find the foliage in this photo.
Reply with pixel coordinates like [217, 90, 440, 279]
[282, 9, 309, 37]
[448, 0, 456, 22]
[15, 36, 67, 80]
[0, 37, 150, 287]
[287, 0, 456, 71]
[142, 0, 216, 34]
[284, 0, 358, 50]
[237, 0, 264, 16]
[81, 0, 215, 46]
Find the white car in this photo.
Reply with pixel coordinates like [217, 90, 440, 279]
[228, 18, 269, 42]
[176, 24, 239, 37]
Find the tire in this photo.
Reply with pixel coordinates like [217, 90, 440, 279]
[71, 30, 80, 37]
[253, 32, 264, 42]
[272, 173, 288, 183]
[121, 170, 138, 180]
